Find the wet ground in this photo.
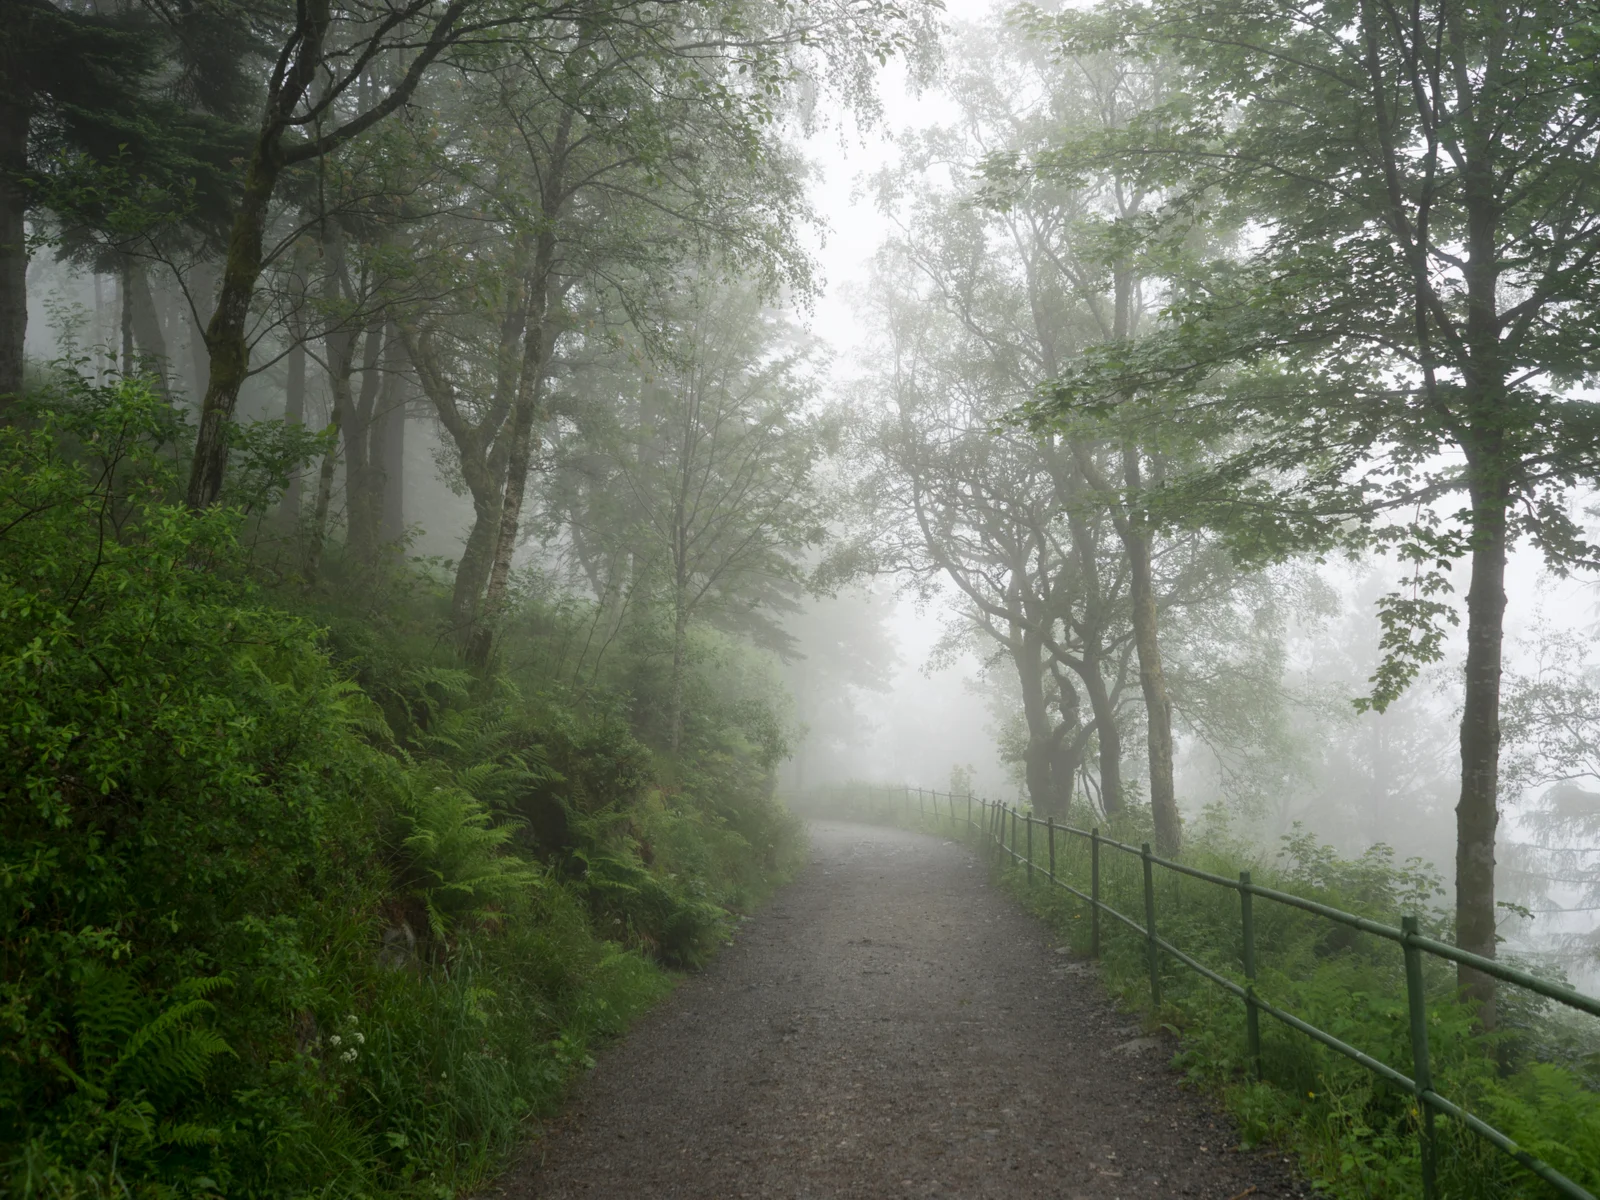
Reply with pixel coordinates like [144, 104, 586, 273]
[493, 821, 1314, 1199]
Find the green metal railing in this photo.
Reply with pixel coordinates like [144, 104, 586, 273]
[807, 783, 1599, 1200]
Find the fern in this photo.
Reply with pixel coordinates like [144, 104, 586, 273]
[69, 968, 234, 1109]
[397, 781, 544, 940]
[113, 988, 235, 1099]
[72, 966, 147, 1091]
[327, 676, 398, 745]
[155, 1120, 224, 1149]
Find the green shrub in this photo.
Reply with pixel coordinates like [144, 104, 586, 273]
[982, 808, 1600, 1200]
[864, 794, 1600, 1200]
[1, 377, 807, 1197]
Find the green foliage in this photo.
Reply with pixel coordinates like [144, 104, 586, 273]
[1, 378, 806, 1196]
[391, 769, 545, 944]
[986, 809, 1600, 1200]
[818, 788, 1599, 1200]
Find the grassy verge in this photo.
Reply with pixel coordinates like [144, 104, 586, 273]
[802, 791, 1600, 1200]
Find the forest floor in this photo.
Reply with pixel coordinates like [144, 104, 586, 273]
[489, 822, 1316, 1199]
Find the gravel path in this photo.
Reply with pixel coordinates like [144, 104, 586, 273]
[495, 821, 1313, 1199]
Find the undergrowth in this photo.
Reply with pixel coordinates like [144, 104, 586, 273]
[1, 378, 806, 1197]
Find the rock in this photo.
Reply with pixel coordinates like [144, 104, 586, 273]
[378, 920, 417, 970]
[1112, 1036, 1160, 1055]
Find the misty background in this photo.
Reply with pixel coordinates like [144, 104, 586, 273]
[17, 0, 1599, 991]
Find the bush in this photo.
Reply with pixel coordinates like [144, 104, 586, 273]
[0, 379, 806, 1197]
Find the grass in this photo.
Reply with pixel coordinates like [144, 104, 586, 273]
[799, 787, 1600, 1200]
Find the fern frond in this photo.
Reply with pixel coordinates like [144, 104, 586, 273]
[112, 982, 234, 1097]
[157, 1120, 224, 1148]
[326, 678, 396, 745]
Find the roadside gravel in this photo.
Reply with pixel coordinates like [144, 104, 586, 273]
[492, 821, 1315, 1199]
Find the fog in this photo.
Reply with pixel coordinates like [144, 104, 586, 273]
[16, 0, 1599, 992]
[781, 0, 1600, 989]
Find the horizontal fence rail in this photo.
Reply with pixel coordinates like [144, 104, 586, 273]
[803, 783, 1599, 1200]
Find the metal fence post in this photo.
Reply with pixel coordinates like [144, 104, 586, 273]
[1403, 915, 1439, 1200]
[1010, 807, 1018, 861]
[918, 786, 925, 822]
[1241, 870, 1261, 1080]
[1090, 827, 1102, 958]
[966, 793, 972, 829]
[1142, 842, 1161, 1011]
[1026, 815, 1034, 884]
[1047, 816, 1056, 883]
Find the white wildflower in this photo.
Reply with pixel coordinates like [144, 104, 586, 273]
[329, 1034, 342, 1047]
[340, 1048, 359, 1063]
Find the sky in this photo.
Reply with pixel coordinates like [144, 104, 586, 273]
[786, 0, 1023, 798]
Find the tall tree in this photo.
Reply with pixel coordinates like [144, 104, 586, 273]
[398, 0, 915, 645]
[181, 0, 543, 509]
[856, 277, 1132, 817]
[1022, 0, 1600, 1022]
[546, 280, 832, 750]
[854, 20, 1231, 834]
[0, 0, 231, 400]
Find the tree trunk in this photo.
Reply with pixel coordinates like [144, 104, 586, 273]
[0, 62, 27, 404]
[307, 221, 356, 576]
[1123, 445, 1180, 855]
[280, 237, 313, 523]
[478, 112, 570, 637]
[453, 492, 501, 623]
[281, 334, 307, 521]
[186, 132, 291, 507]
[1017, 627, 1059, 814]
[1097, 261, 1180, 851]
[1047, 672, 1083, 813]
[341, 318, 386, 565]
[185, 0, 331, 508]
[303, 409, 341, 583]
[482, 230, 559, 620]
[668, 597, 690, 753]
[1063, 466, 1125, 818]
[1047, 736, 1082, 813]
[1076, 653, 1124, 819]
[127, 261, 169, 396]
[400, 318, 513, 633]
[480, 354, 542, 617]
[378, 330, 406, 545]
[1456, 481, 1509, 1029]
[1454, 132, 1509, 1030]
[118, 260, 133, 375]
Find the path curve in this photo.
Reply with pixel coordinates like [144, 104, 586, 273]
[496, 822, 1312, 1199]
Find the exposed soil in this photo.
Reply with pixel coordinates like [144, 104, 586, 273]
[493, 821, 1316, 1199]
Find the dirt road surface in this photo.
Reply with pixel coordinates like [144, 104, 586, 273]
[496, 821, 1313, 1199]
